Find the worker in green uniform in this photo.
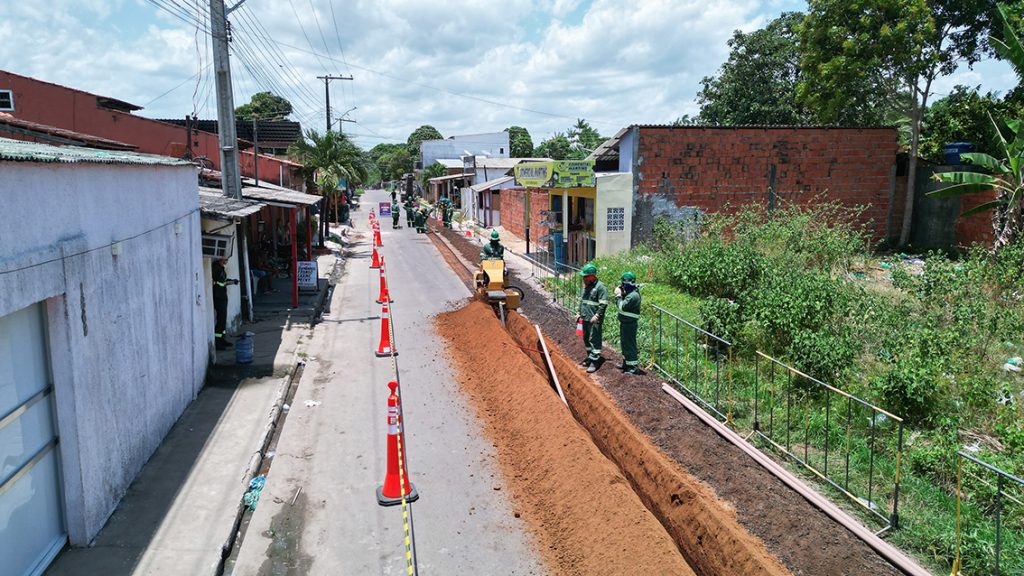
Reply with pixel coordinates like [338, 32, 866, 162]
[404, 196, 415, 228]
[577, 263, 608, 373]
[391, 199, 401, 229]
[615, 271, 642, 374]
[441, 197, 453, 228]
[481, 230, 505, 259]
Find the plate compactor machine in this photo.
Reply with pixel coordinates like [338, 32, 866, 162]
[474, 259, 525, 324]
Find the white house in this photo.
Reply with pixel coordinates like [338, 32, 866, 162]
[420, 131, 509, 170]
[0, 138, 207, 576]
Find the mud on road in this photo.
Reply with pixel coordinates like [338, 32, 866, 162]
[433, 224, 905, 576]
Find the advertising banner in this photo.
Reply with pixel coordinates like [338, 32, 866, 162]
[514, 160, 595, 188]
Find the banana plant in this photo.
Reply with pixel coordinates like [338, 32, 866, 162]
[928, 4, 1023, 251]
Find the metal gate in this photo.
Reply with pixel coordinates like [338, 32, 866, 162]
[0, 303, 66, 576]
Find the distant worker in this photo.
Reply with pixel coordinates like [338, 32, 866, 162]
[614, 271, 642, 375]
[481, 230, 505, 260]
[414, 205, 428, 233]
[212, 258, 240, 350]
[441, 196, 453, 228]
[576, 263, 608, 373]
[392, 199, 401, 229]
[404, 196, 415, 228]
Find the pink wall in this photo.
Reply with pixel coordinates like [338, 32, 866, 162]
[0, 70, 304, 189]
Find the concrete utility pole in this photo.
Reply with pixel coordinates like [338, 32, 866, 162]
[316, 75, 353, 132]
[209, 0, 245, 199]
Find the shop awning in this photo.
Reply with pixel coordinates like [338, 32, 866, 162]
[428, 172, 470, 183]
[199, 187, 265, 219]
[241, 185, 321, 207]
[470, 175, 514, 192]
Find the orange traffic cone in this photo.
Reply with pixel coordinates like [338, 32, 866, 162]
[375, 301, 398, 357]
[376, 258, 392, 304]
[370, 247, 381, 269]
[465, 229, 472, 238]
[377, 380, 417, 506]
[374, 229, 383, 247]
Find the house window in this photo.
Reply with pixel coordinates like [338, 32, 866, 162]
[607, 207, 625, 232]
[202, 233, 234, 258]
[0, 90, 13, 111]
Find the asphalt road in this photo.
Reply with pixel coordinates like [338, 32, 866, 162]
[230, 189, 544, 575]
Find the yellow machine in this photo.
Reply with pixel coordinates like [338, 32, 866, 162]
[474, 259, 524, 312]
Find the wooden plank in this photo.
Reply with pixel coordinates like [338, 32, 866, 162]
[535, 324, 568, 407]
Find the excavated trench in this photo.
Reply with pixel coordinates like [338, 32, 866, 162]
[436, 300, 791, 576]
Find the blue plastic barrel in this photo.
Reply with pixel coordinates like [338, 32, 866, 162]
[943, 142, 975, 165]
[235, 332, 255, 364]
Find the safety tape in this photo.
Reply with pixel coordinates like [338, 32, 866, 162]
[383, 268, 418, 576]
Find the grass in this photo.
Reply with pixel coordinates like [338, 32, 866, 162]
[538, 204, 1024, 574]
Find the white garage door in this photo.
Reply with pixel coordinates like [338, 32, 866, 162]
[0, 303, 65, 576]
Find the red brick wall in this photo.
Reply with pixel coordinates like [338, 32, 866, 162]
[956, 189, 997, 247]
[500, 188, 550, 241]
[635, 127, 899, 242]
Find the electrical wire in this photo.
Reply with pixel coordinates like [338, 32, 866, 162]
[287, 0, 331, 71]
[327, 0, 352, 77]
[144, 63, 213, 108]
[0, 208, 200, 276]
[269, 39, 615, 127]
[234, 5, 323, 112]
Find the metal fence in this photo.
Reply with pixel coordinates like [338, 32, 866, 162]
[537, 269, 906, 533]
[649, 304, 736, 423]
[522, 249, 582, 314]
[752, 352, 904, 532]
[953, 452, 1024, 575]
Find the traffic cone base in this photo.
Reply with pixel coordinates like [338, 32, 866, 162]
[377, 484, 418, 507]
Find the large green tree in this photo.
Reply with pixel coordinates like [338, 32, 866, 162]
[920, 86, 1024, 163]
[235, 91, 293, 121]
[930, 4, 1024, 250]
[698, 12, 815, 125]
[799, 0, 999, 246]
[534, 132, 571, 160]
[505, 126, 534, 157]
[406, 125, 443, 159]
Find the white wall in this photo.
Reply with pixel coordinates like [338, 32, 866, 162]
[595, 172, 634, 257]
[0, 161, 207, 545]
[421, 132, 510, 169]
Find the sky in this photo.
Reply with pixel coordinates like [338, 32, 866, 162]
[2, 0, 1019, 150]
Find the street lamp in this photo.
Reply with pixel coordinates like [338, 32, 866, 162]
[333, 106, 357, 134]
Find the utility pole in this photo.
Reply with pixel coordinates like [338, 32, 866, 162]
[316, 74, 353, 132]
[209, 0, 254, 321]
[252, 116, 258, 184]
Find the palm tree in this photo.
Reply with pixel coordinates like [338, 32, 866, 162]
[289, 130, 367, 241]
[421, 161, 447, 189]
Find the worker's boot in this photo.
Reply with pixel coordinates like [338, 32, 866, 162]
[579, 356, 592, 367]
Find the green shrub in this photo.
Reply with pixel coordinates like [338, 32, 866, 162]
[699, 297, 742, 342]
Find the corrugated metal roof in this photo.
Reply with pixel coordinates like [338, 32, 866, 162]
[241, 185, 321, 206]
[199, 187, 266, 219]
[0, 114, 138, 150]
[428, 172, 470, 183]
[587, 127, 629, 162]
[434, 158, 463, 169]
[470, 175, 514, 192]
[0, 137, 191, 166]
[629, 123, 897, 130]
[158, 118, 303, 147]
[474, 157, 551, 169]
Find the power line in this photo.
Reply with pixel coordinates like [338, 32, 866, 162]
[234, 5, 323, 110]
[269, 39, 616, 127]
[287, 0, 331, 71]
[144, 62, 213, 107]
[327, 0, 352, 77]
[307, 0, 334, 61]
[143, 0, 213, 36]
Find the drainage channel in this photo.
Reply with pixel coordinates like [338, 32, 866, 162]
[217, 360, 305, 576]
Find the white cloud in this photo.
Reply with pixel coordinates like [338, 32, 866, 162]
[1, 0, 1018, 152]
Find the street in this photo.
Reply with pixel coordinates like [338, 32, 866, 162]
[229, 188, 544, 575]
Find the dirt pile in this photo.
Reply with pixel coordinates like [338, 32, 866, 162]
[503, 311, 792, 576]
[436, 300, 697, 576]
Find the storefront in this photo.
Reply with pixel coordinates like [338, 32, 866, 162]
[513, 161, 632, 266]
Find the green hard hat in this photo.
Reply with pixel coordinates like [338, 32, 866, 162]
[490, 230, 500, 240]
[620, 271, 636, 282]
[580, 263, 598, 276]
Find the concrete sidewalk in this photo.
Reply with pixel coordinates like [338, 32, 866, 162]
[45, 252, 339, 576]
[228, 189, 544, 575]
